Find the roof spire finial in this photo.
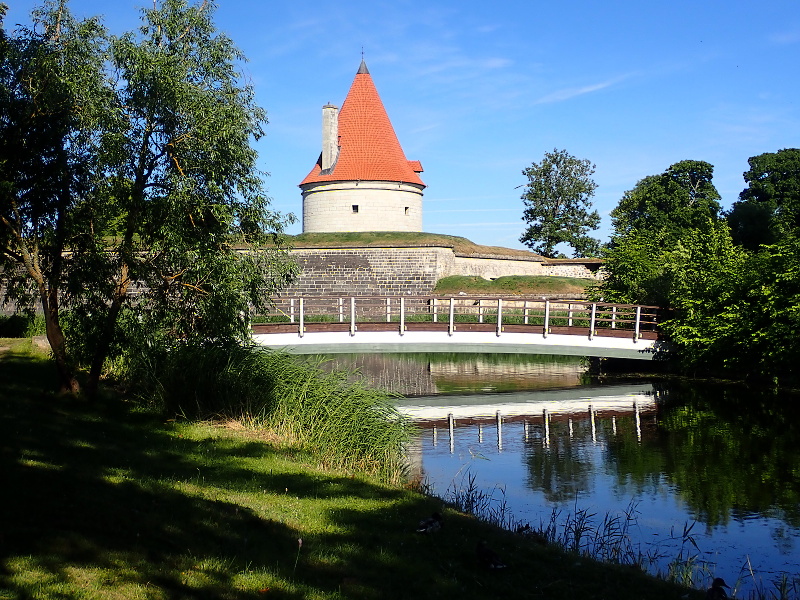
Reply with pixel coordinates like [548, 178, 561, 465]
[358, 48, 369, 74]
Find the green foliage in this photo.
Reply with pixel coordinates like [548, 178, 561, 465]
[635, 227, 800, 383]
[610, 160, 721, 238]
[599, 150, 800, 382]
[727, 148, 800, 249]
[0, 313, 46, 337]
[726, 198, 777, 250]
[731, 238, 800, 381]
[594, 229, 674, 306]
[126, 343, 413, 481]
[0, 1, 297, 396]
[596, 160, 723, 308]
[519, 149, 601, 258]
[0, 1, 112, 393]
[656, 222, 749, 372]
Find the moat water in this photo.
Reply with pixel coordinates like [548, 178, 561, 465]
[325, 353, 800, 597]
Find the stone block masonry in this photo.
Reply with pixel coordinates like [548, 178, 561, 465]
[280, 246, 603, 298]
[282, 247, 450, 297]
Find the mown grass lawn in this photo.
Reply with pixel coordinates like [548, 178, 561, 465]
[0, 343, 703, 600]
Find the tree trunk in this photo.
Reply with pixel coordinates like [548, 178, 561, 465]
[85, 262, 130, 401]
[42, 289, 80, 396]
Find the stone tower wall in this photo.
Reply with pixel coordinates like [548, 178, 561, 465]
[301, 181, 424, 233]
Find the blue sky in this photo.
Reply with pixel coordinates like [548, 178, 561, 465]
[6, 1, 800, 250]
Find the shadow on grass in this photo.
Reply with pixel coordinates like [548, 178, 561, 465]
[0, 353, 304, 599]
[0, 352, 703, 600]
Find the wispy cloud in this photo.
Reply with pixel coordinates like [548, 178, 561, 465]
[409, 123, 442, 135]
[707, 102, 792, 146]
[475, 24, 501, 35]
[769, 29, 800, 45]
[534, 76, 629, 105]
[414, 55, 513, 79]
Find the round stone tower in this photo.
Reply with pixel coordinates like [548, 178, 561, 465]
[299, 60, 426, 233]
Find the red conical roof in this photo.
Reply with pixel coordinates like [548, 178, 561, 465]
[300, 61, 425, 187]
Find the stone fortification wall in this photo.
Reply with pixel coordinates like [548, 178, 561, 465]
[543, 260, 604, 280]
[283, 245, 601, 297]
[282, 247, 453, 297]
[452, 253, 545, 279]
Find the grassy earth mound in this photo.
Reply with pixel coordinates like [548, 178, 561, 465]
[434, 275, 595, 297]
[287, 231, 540, 258]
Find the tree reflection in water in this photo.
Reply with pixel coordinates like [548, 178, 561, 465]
[610, 382, 800, 530]
[411, 374, 800, 595]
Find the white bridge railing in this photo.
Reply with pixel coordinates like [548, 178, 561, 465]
[252, 296, 660, 342]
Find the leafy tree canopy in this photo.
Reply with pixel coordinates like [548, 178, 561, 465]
[727, 148, 800, 249]
[610, 160, 721, 238]
[593, 228, 674, 306]
[596, 160, 721, 307]
[519, 148, 600, 258]
[1, 0, 112, 394]
[660, 230, 800, 383]
[597, 152, 800, 384]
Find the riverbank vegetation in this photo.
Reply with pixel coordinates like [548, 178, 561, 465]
[1, 342, 708, 600]
[123, 343, 412, 482]
[592, 152, 800, 387]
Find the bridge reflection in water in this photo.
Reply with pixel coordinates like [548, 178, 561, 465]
[399, 384, 656, 484]
[252, 296, 662, 360]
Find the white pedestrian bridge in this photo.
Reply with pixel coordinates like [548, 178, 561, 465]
[252, 296, 663, 361]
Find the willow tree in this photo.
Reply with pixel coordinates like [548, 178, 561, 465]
[1, 1, 110, 394]
[0, 0, 296, 397]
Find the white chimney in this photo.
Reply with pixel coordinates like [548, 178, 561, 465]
[321, 103, 338, 172]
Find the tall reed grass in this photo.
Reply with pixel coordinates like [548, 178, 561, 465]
[126, 343, 414, 482]
[444, 471, 676, 571]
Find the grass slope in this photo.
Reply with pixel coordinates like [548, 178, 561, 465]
[434, 275, 595, 296]
[0, 345, 702, 600]
[288, 231, 540, 258]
